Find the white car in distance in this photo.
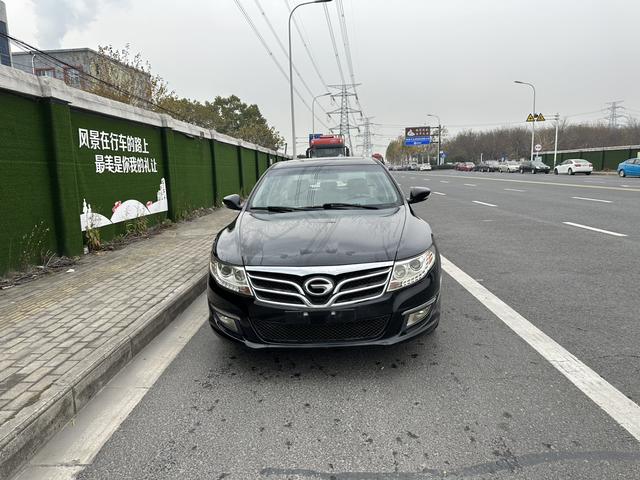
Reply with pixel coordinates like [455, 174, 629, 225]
[419, 163, 432, 171]
[554, 159, 593, 175]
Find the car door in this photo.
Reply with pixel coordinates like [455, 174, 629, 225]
[557, 160, 570, 174]
[631, 159, 640, 176]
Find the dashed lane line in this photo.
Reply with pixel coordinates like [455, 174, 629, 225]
[563, 222, 627, 237]
[472, 200, 497, 207]
[463, 183, 477, 187]
[504, 188, 526, 192]
[441, 255, 640, 443]
[571, 196, 613, 204]
[432, 192, 447, 196]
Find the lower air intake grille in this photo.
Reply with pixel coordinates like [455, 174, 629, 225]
[252, 315, 389, 344]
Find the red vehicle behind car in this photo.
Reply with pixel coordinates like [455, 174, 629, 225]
[455, 162, 475, 171]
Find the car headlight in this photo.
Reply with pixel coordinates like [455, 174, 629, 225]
[210, 257, 252, 296]
[387, 246, 437, 292]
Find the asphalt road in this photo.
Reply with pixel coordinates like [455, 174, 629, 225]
[22, 170, 640, 479]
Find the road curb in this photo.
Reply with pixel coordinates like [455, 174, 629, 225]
[0, 270, 208, 480]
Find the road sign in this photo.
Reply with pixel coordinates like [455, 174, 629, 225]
[535, 144, 542, 152]
[440, 151, 447, 159]
[405, 126, 431, 137]
[404, 137, 431, 146]
[526, 113, 546, 122]
[405, 126, 431, 146]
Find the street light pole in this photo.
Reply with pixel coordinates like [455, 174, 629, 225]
[311, 92, 331, 134]
[426, 113, 441, 165]
[515, 80, 536, 162]
[288, 0, 332, 159]
[553, 113, 560, 168]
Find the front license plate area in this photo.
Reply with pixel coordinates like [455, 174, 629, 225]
[284, 310, 356, 325]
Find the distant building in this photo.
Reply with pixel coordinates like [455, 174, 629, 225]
[0, 1, 11, 67]
[12, 48, 152, 103]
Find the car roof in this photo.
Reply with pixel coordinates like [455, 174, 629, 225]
[270, 157, 380, 169]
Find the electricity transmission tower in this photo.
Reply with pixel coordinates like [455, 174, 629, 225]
[604, 100, 626, 128]
[328, 84, 362, 151]
[356, 117, 374, 158]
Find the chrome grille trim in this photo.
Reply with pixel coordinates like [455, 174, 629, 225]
[246, 262, 393, 309]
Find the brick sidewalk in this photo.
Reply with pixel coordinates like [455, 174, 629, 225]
[0, 208, 236, 478]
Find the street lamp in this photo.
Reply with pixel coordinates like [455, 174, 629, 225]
[426, 113, 441, 165]
[289, 0, 333, 159]
[514, 80, 536, 162]
[311, 92, 331, 134]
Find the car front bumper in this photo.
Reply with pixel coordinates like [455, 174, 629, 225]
[206, 260, 441, 349]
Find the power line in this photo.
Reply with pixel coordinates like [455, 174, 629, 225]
[323, 4, 345, 85]
[232, 0, 330, 130]
[252, 0, 331, 121]
[283, 0, 330, 91]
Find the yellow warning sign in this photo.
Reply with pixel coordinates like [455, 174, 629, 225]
[526, 113, 535, 122]
[536, 113, 546, 122]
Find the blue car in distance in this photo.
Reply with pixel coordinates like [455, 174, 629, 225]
[617, 158, 640, 177]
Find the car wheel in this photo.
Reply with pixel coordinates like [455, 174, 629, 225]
[585, 172, 591, 175]
[554, 169, 558, 175]
[532, 169, 536, 174]
[619, 169, 626, 177]
[568, 168, 574, 175]
[544, 170, 549, 174]
[520, 169, 524, 174]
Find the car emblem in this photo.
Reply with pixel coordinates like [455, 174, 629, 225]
[303, 277, 334, 296]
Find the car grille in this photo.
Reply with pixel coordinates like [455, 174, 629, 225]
[252, 315, 389, 343]
[246, 263, 392, 308]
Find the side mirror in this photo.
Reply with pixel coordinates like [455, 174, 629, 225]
[223, 194, 243, 211]
[407, 187, 431, 204]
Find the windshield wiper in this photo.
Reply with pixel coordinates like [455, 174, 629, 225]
[321, 203, 380, 210]
[251, 206, 310, 213]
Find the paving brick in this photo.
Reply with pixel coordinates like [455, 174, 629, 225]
[0, 209, 236, 478]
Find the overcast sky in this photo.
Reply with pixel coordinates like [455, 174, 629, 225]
[5, 0, 640, 152]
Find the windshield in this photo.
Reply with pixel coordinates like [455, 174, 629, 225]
[311, 147, 345, 158]
[250, 164, 402, 209]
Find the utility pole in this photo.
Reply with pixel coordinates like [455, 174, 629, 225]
[553, 113, 560, 168]
[426, 114, 441, 165]
[328, 83, 362, 152]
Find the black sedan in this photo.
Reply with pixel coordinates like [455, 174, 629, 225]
[520, 160, 551, 174]
[207, 157, 441, 348]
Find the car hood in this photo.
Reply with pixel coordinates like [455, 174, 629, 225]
[237, 207, 406, 266]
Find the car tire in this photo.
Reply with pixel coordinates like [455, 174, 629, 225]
[585, 172, 591, 175]
[520, 169, 524, 174]
[554, 169, 558, 175]
[568, 168, 574, 175]
[544, 171, 549, 174]
[619, 169, 626, 177]
[532, 169, 536, 174]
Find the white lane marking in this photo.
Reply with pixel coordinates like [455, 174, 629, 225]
[441, 255, 640, 443]
[14, 297, 209, 480]
[422, 173, 640, 192]
[472, 200, 497, 207]
[464, 183, 477, 187]
[504, 188, 526, 192]
[432, 191, 446, 196]
[563, 222, 627, 237]
[571, 196, 612, 204]
[440, 180, 450, 184]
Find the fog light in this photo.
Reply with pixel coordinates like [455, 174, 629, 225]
[406, 306, 431, 327]
[215, 311, 239, 333]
